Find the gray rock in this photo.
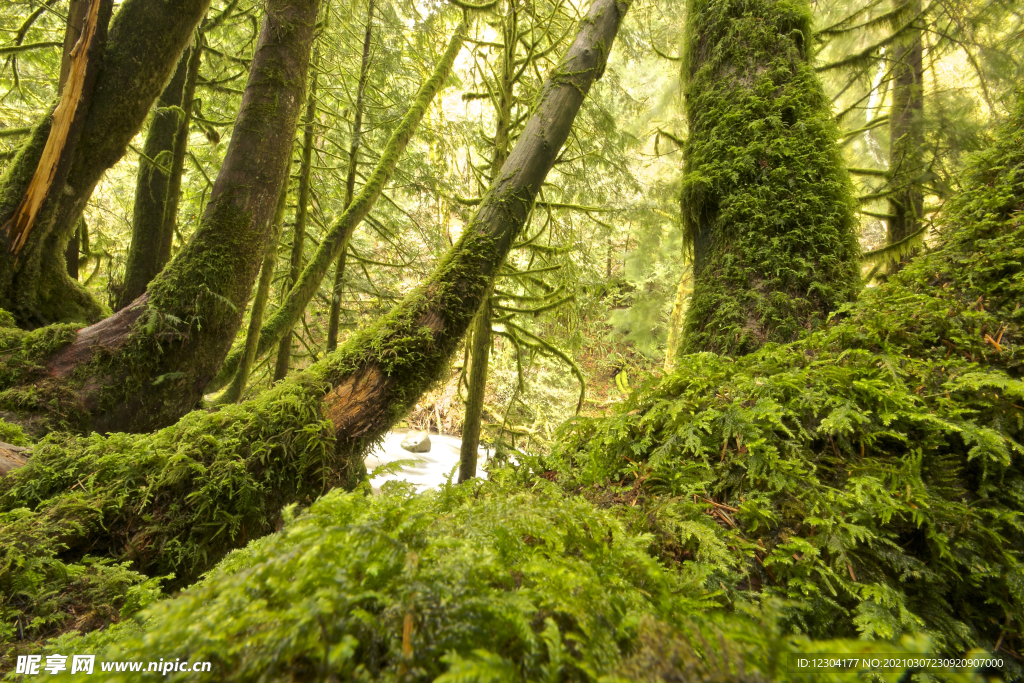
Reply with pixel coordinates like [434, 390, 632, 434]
[400, 431, 431, 453]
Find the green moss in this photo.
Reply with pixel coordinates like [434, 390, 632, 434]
[552, 96, 1024, 659]
[679, 0, 860, 356]
[0, 371, 343, 647]
[0, 419, 29, 447]
[24, 480, 968, 682]
[0, 324, 82, 435]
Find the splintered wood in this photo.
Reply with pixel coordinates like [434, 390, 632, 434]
[2, 0, 103, 257]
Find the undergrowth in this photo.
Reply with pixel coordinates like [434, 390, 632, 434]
[551, 93, 1024, 665]
[19, 480, 992, 682]
[0, 372, 346, 661]
[0, 321, 81, 436]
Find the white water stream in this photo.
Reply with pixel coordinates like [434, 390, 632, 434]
[364, 430, 491, 493]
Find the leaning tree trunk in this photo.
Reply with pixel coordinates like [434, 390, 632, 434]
[0, 0, 629, 603]
[114, 49, 192, 310]
[886, 0, 925, 267]
[5, 0, 320, 436]
[208, 24, 468, 393]
[0, 0, 212, 327]
[678, 0, 860, 356]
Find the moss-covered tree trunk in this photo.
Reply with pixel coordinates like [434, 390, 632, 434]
[114, 49, 191, 310]
[326, 2, 374, 354]
[8, 0, 321, 435]
[678, 0, 860, 356]
[886, 0, 925, 265]
[0, 0, 212, 327]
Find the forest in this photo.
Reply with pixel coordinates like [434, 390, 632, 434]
[0, 0, 1021, 678]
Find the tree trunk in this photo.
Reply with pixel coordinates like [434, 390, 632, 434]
[273, 58, 320, 382]
[114, 49, 191, 310]
[159, 40, 203, 268]
[0, 0, 213, 327]
[19, 0, 321, 435]
[209, 24, 467, 393]
[220, 160, 293, 403]
[458, 291, 492, 482]
[316, 0, 625, 474]
[678, 0, 860, 356]
[0, 0, 113, 326]
[326, 1, 374, 354]
[458, 4, 516, 480]
[886, 0, 925, 267]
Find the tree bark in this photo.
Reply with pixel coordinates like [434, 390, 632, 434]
[458, 4, 516, 480]
[114, 49, 191, 310]
[58, 0, 90, 96]
[63, 218, 81, 281]
[32, 0, 320, 435]
[60, 0, 90, 282]
[458, 291, 492, 482]
[158, 40, 203, 268]
[274, 56, 320, 382]
[326, 1, 374, 354]
[209, 24, 467, 393]
[0, 0, 213, 327]
[678, 0, 860, 356]
[220, 159, 293, 403]
[0, 0, 113, 325]
[886, 0, 925, 268]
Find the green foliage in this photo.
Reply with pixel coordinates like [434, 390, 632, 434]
[36, 483, 702, 681]
[0, 371, 347, 650]
[552, 94, 1024, 660]
[679, 0, 861, 355]
[0, 418, 28, 447]
[15, 480, 994, 682]
[0, 323, 81, 435]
